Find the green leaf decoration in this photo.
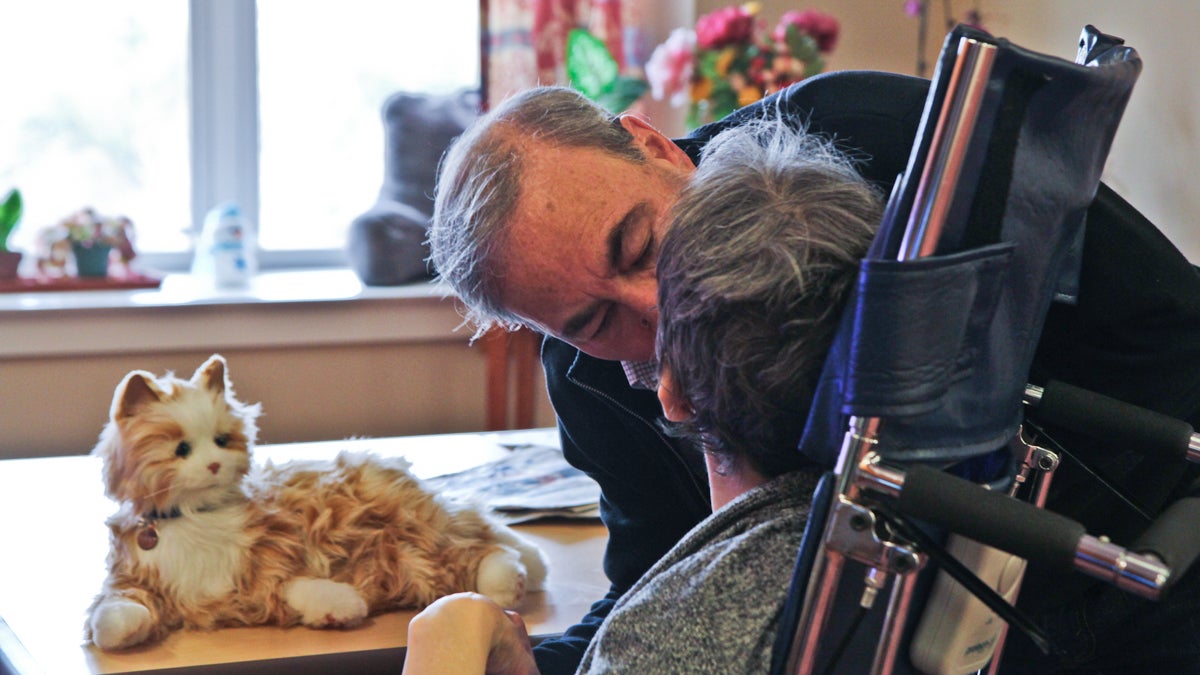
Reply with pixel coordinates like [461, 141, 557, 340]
[595, 76, 649, 114]
[784, 25, 825, 79]
[566, 28, 618, 100]
[0, 188, 22, 250]
[697, 49, 723, 81]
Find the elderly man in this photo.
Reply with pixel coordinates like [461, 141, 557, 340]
[405, 118, 880, 674]
[429, 71, 1200, 674]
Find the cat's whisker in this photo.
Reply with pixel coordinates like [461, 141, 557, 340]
[141, 484, 174, 499]
[137, 483, 180, 505]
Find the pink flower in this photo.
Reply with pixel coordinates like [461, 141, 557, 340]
[645, 28, 696, 107]
[695, 5, 756, 50]
[774, 9, 841, 53]
[903, 0, 924, 18]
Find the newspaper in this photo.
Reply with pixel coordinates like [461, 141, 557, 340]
[423, 443, 601, 524]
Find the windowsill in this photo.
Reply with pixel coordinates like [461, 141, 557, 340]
[0, 269, 470, 358]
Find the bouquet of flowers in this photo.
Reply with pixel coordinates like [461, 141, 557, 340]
[646, 3, 839, 128]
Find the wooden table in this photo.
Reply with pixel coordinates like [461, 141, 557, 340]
[0, 429, 608, 674]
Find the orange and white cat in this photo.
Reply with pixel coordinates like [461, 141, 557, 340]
[86, 354, 546, 651]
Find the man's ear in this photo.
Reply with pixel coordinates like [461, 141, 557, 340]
[657, 367, 694, 422]
[618, 115, 695, 171]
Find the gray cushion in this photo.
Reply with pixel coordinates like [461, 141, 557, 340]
[347, 89, 480, 286]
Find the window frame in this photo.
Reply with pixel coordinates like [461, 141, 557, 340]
[142, 0, 350, 272]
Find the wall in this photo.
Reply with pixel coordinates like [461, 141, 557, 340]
[1, 344, 555, 458]
[688, 0, 1200, 262]
[0, 278, 556, 459]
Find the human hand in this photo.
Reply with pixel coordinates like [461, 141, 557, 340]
[403, 592, 538, 675]
[487, 603, 536, 675]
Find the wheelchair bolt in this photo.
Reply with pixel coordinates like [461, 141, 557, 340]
[849, 513, 871, 531]
[893, 555, 916, 573]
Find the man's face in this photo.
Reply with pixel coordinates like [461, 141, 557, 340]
[498, 116, 695, 362]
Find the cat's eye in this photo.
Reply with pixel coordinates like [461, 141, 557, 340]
[175, 441, 192, 458]
[215, 434, 230, 448]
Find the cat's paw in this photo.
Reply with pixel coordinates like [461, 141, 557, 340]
[90, 599, 154, 650]
[513, 539, 548, 592]
[492, 526, 549, 592]
[283, 578, 369, 629]
[475, 547, 528, 609]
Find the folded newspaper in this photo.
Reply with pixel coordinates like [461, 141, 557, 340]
[423, 443, 601, 524]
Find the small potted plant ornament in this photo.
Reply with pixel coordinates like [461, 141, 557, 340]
[0, 188, 23, 280]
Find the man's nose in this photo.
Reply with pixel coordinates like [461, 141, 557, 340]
[619, 276, 659, 321]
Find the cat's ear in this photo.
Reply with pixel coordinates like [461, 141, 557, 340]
[113, 371, 165, 421]
[194, 354, 228, 397]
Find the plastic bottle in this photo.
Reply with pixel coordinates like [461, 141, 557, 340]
[192, 203, 257, 288]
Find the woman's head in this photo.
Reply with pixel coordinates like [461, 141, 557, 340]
[656, 119, 882, 477]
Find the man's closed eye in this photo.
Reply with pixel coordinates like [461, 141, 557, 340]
[589, 304, 615, 341]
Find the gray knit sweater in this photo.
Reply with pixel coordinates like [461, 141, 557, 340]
[577, 469, 822, 673]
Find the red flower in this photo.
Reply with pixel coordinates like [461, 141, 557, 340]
[695, 5, 756, 50]
[774, 9, 840, 53]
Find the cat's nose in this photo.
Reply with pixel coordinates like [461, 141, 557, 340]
[207, 462, 220, 475]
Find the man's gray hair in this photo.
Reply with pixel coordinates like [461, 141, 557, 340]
[656, 119, 883, 478]
[429, 86, 646, 336]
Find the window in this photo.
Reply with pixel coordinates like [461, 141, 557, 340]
[0, 3, 190, 260]
[0, 0, 480, 271]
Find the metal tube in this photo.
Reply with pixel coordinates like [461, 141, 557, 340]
[856, 451, 906, 499]
[789, 417, 880, 674]
[872, 570, 920, 675]
[898, 38, 999, 260]
[989, 438, 1059, 674]
[837, 416, 882, 500]
[786, 547, 847, 674]
[1074, 535, 1170, 600]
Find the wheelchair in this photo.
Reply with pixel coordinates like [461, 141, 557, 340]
[770, 24, 1200, 675]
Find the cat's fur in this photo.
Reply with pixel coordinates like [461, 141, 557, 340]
[86, 354, 547, 651]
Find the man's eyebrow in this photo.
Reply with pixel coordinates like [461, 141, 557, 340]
[562, 299, 605, 341]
